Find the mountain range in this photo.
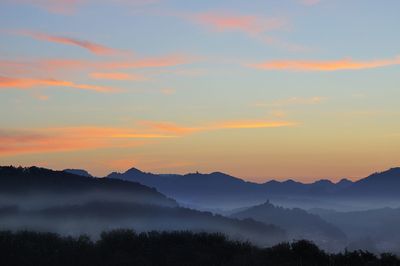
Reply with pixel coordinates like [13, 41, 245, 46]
[106, 167, 400, 210]
[2, 165, 400, 253]
[0, 166, 285, 246]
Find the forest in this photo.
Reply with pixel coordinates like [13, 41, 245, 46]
[0, 230, 399, 266]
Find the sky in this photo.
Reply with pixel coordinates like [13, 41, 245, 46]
[0, 0, 399, 182]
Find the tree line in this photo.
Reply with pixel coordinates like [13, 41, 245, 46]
[0, 230, 399, 266]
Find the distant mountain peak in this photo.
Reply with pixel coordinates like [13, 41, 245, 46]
[362, 167, 400, 181]
[264, 180, 280, 185]
[337, 178, 352, 184]
[312, 179, 334, 185]
[283, 179, 301, 184]
[63, 169, 92, 177]
[210, 171, 228, 176]
[125, 167, 144, 175]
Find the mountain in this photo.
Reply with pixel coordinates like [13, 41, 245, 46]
[231, 201, 346, 251]
[0, 166, 286, 246]
[107, 166, 400, 210]
[63, 169, 92, 177]
[336, 178, 353, 189]
[310, 207, 400, 254]
[107, 168, 267, 208]
[0, 166, 177, 208]
[106, 167, 356, 209]
[345, 168, 400, 196]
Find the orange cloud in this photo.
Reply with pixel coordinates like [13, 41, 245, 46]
[139, 121, 200, 134]
[0, 119, 296, 157]
[45, 55, 190, 70]
[215, 120, 297, 129]
[179, 11, 303, 51]
[18, 30, 119, 55]
[192, 12, 286, 34]
[251, 56, 400, 71]
[0, 127, 176, 157]
[0, 76, 120, 93]
[89, 72, 145, 81]
[0, 55, 193, 76]
[141, 119, 296, 134]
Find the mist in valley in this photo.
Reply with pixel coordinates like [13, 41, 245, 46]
[1, 166, 400, 256]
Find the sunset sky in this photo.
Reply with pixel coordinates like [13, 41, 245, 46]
[1, 0, 399, 182]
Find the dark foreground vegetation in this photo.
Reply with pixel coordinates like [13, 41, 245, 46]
[0, 230, 399, 266]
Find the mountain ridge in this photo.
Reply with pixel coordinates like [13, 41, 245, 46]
[105, 166, 400, 209]
[0, 165, 286, 246]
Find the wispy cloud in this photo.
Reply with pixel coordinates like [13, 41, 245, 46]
[16, 30, 120, 55]
[214, 120, 296, 129]
[191, 12, 286, 35]
[0, 119, 296, 157]
[250, 56, 400, 71]
[139, 121, 200, 134]
[141, 119, 297, 134]
[89, 72, 145, 81]
[0, 127, 175, 156]
[0, 55, 194, 96]
[0, 55, 193, 75]
[179, 11, 307, 51]
[0, 76, 120, 93]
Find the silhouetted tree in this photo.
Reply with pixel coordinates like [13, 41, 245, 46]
[0, 230, 399, 266]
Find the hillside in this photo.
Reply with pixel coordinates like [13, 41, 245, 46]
[0, 166, 177, 208]
[0, 166, 285, 246]
[231, 201, 347, 251]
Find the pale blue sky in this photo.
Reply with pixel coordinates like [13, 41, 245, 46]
[0, 0, 399, 181]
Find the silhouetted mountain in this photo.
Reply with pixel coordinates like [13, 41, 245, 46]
[336, 178, 353, 189]
[63, 169, 92, 177]
[107, 166, 400, 210]
[0, 166, 286, 246]
[231, 201, 346, 251]
[106, 167, 357, 209]
[0, 166, 177, 208]
[107, 168, 266, 208]
[346, 168, 400, 196]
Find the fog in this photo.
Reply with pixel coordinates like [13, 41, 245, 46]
[2, 166, 400, 255]
[0, 201, 285, 247]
